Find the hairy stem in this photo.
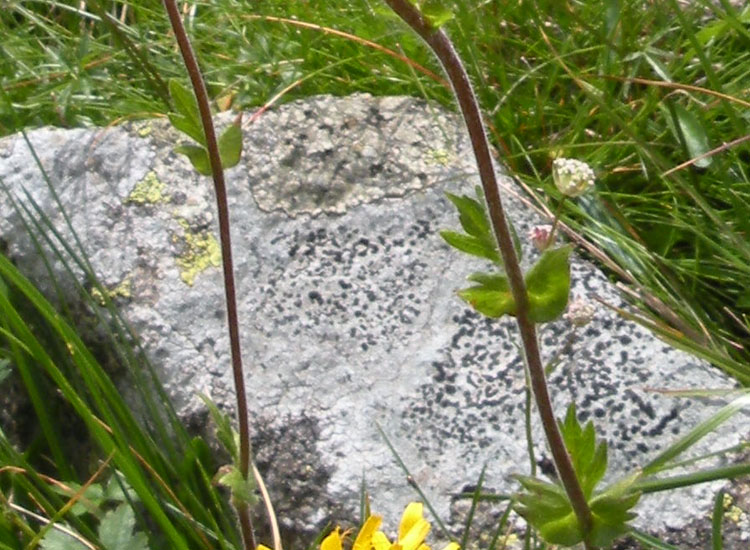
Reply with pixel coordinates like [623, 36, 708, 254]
[162, 2, 255, 549]
[383, 0, 593, 541]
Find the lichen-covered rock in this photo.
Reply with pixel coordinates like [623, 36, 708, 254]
[0, 93, 747, 544]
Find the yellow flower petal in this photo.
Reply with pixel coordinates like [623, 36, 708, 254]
[398, 503, 425, 540]
[442, 543, 460, 550]
[399, 519, 430, 550]
[372, 531, 393, 550]
[353, 515, 383, 550]
[321, 528, 343, 550]
[257, 545, 274, 550]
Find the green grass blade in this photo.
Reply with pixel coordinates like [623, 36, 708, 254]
[635, 463, 750, 494]
[712, 489, 725, 550]
[628, 528, 682, 550]
[459, 464, 486, 550]
[375, 423, 454, 541]
[641, 393, 750, 476]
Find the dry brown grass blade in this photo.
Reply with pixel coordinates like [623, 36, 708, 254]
[602, 75, 750, 109]
[252, 463, 282, 550]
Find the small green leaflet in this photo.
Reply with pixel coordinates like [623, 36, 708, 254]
[514, 405, 641, 547]
[169, 79, 204, 146]
[458, 272, 514, 318]
[559, 403, 607, 499]
[39, 504, 149, 550]
[200, 393, 240, 463]
[215, 465, 257, 506]
[455, 246, 572, 322]
[98, 504, 149, 550]
[168, 79, 243, 176]
[525, 245, 573, 323]
[174, 144, 211, 176]
[218, 123, 243, 168]
[440, 191, 502, 265]
[420, 0, 454, 28]
[40, 530, 89, 550]
[514, 475, 581, 546]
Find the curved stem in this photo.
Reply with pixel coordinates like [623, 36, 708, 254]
[546, 196, 567, 249]
[161, 3, 255, 549]
[383, 0, 593, 542]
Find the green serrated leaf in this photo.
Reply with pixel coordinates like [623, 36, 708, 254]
[440, 231, 500, 264]
[98, 504, 148, 550]
[589, 521, 631, 548]
[516, 495, 571, 519]
[218, 123, 243, 170]
[103, 473, 138, 505]
[514, 476, 582, 546]
[514, 475, 568, 499]
[50, 482, 104, 516]
[168, 113, 205, 146]
[175, 144, 212, 176]
[589, 490, 641, 547]
[216, 466, 257, 506]
[421, 0, 454, 28]
[40, 528, 89, 550]
[458, 273, 514, 318]
[590, 490, 641, 521]
[199, 394, 239, 463]
[445, 192, 490, 240]
[559, 404, 608, 498]
[442, 190, 502, 265]
[525, 245, 572, 322]
[537, 512, 582, 547]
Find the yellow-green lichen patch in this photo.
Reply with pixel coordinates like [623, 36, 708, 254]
[137, 123, 153, 137]
[174, 218, 221, 286]
[127, 172, 171, 205]
[425, 149, 452, 166]
[90, 275, 133, 306]
[723, 493, 745, 523]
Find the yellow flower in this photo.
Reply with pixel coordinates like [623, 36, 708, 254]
[371, 503, 459, 550]
[320, 516, 383, 550]
[319, 503, 458, 550]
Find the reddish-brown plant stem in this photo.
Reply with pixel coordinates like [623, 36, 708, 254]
[162, 2, 256, 549]
[383, 0, 594, 542]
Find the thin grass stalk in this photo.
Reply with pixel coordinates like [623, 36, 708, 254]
[160, 2, 255, 549]
[712, 490, 725, 550]
[635, 463, 750, 494]
[382, 0, 594, 542]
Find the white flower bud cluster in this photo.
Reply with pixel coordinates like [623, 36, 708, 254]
[552, 158, 595, 198]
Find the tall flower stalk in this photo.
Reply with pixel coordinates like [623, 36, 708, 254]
[162, 1, 256, 549]
[382, 0, 594, 544]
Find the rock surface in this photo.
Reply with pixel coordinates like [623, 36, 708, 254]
[1, 93, 748, 544]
